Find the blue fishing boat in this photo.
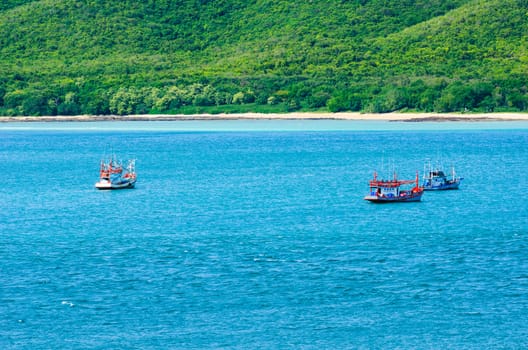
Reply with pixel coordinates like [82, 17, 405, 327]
[422, 163, 462, 190]
[95, 157, 136, 190]
[364, 171, 424, 203]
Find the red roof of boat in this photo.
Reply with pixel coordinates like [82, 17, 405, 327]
[368, 171, 419, 187]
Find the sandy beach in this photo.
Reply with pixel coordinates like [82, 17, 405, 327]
[0, 112, 527, 122]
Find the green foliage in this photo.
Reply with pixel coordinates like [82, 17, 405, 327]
[0, 0, 527, 116]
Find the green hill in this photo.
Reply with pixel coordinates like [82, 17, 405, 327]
[0, 0, 527, 116]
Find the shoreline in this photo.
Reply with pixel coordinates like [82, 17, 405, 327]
[1, 112, 528, 123]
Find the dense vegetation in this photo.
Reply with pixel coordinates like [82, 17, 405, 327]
[0, 0, 527, 116]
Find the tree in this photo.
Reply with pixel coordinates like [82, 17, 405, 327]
[109, 87, 143, 115]
[57, 92, 81, 115]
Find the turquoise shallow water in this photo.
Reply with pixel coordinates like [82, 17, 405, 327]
[1, 121, 528, 349]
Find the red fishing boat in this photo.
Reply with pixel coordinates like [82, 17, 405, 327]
[364, 171, 423, 203]
[95, 157, 136, 190]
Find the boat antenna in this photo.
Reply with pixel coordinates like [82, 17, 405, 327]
[381, 152, 385, 180]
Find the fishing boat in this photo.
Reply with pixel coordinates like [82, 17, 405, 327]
[364, 171, 424, 203]
[95, 157, 136, 190]
[422, 163, 463, 190]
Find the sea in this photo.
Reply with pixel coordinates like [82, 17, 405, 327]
[1, 120, 527, 349]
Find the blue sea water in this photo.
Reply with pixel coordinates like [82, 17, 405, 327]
[1, 120, 527, 349]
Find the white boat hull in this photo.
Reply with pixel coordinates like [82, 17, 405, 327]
[95, 179, 136, 190]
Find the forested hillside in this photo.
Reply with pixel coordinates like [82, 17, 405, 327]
[0, 0, 527, 116]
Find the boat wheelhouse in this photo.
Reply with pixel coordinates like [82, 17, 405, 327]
[95, 157, 136, 190]
[364, 171, 424, 203]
